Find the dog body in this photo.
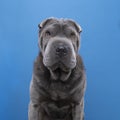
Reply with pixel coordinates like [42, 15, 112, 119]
[29, 18, 86, 120]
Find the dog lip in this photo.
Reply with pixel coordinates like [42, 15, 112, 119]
[53, 67, 70, 73]
[52, 65, 70, 73]
[44, 58, 76, 72]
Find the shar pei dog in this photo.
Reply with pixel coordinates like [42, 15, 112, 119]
[29, 18, 86, 120]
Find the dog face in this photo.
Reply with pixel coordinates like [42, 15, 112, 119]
[38, 18, 82, 81]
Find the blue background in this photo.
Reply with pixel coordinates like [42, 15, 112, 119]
[0, 0, 120, 120]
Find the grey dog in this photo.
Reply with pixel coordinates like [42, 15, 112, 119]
[28, 18, 86, 120]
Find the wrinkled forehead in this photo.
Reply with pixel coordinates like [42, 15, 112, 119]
[41, 18, 81, 33]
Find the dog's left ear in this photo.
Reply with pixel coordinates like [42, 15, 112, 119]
[76, 23, 82, 33]
[67, 19, 82, 33]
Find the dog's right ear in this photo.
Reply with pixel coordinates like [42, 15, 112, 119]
[38, 17, 55, 30]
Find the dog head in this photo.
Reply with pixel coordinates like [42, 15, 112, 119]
[38, 18, 82, 81]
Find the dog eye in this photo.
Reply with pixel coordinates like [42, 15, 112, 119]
[45, 30, 51, 37]
[70, 32, 76, 37]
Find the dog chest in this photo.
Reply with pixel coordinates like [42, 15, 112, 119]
[48, 81, 70, 100]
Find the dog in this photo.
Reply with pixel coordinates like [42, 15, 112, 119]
[28, 18, 86, 120]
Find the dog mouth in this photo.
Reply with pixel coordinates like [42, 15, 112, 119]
[49, 62, 70, 72]
[51, 68, 71, 81]
[53, 67, 69, 76]
[48, 62, 71, 81]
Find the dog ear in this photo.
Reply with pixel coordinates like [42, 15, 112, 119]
[38, 17, 55, 29]
[76, 24, 82, 33]
[67, 19, 82, 33]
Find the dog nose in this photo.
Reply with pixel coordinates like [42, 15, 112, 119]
[56, 46, 68, 56]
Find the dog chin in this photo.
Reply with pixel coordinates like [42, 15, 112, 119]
[45, 62, 72, 81]
[49, 67, 71, 81]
